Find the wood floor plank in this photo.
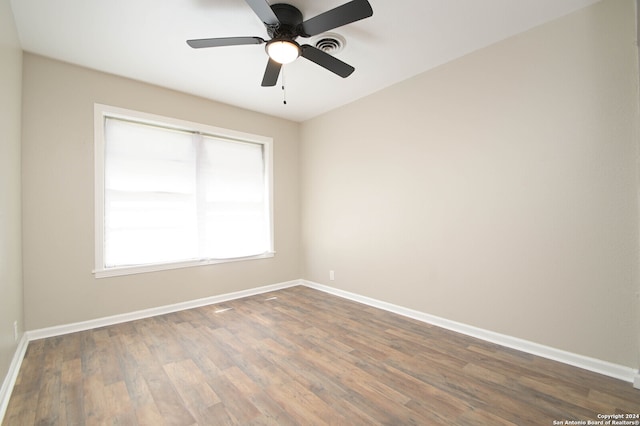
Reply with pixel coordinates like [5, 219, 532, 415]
[277, 355, 378, 424]
[163, 359, 221, 414]
[60, 358, 84, 425]
[244, 392, 298, 426]
[3, 285, 639, 425]
[204, 372, 261, 424]
[222, 366, 261, 397]
[265, 379, 346, 425]
[82, 374, 107, 424]
[135, 402, 167, 426]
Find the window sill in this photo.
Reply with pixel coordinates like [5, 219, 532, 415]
[93, 252, 275, 279]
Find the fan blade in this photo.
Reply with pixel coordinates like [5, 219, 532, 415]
[298, 0, 373, 37]
[261, 58, 282, 86]
[301, 45, 354, 78]
[245, 0, 280, 26]
[187, 36, 265, 49]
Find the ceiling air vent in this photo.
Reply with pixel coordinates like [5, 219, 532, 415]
[313, 33, 346, 55]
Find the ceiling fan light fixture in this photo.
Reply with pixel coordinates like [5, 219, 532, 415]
[186, 0, 374, 87]
[266, 39, 300, 64]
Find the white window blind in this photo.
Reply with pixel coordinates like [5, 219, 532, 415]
[95, 105, 273, 277]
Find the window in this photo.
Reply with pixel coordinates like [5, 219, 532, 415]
[94, 104, 274, 278]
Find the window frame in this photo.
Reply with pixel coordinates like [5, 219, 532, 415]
[94, 103, 274, 278]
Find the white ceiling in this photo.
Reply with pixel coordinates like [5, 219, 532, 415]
[10, 0, 600, 122]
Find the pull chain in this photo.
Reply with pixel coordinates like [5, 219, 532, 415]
[282, 66, 287, 105]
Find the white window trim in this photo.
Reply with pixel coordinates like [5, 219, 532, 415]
[94, 103, 274, 278]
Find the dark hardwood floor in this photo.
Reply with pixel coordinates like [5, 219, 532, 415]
[3, 285, 639, 425]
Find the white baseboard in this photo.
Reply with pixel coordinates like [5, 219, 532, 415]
[0, 334, 29, 423]
[27, 279, 302, 341]
[302, 280, 638, 385]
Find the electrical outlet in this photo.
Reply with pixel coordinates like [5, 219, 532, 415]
[13, 320, 18, 342]
[329, 270, 335, 281]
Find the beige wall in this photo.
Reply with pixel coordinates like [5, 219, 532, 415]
[0, 0, 23, 384]
[21, 54, 301, 330]
[301, 0, 640, 368]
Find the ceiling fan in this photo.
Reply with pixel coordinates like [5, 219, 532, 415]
[187, 0, 373, 87]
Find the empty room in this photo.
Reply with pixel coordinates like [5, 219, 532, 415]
[1, 0, 639, 424]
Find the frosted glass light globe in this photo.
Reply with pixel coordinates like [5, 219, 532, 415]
[266, 40, 300, 64]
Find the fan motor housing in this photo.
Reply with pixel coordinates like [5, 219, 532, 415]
[268, 3, 303, 39]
